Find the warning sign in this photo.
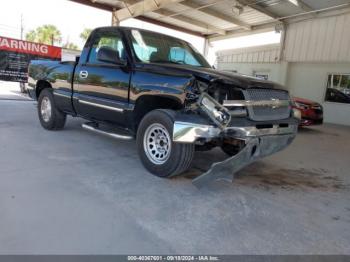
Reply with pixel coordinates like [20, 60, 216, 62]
[0, 36, 61, 82]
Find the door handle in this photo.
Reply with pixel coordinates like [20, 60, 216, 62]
[79, 71, 89, 79]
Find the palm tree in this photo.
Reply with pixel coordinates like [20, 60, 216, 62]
[25, 30, 37, 42]
[80, 28, 92, 41]
[25, 25, 62, 45]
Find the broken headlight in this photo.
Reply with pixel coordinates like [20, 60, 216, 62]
[198, 93, 231, 129]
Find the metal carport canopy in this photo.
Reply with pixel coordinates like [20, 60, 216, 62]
[70, 0, 350, 39]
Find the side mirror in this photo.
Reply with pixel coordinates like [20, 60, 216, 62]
[97, 46, 125, 65]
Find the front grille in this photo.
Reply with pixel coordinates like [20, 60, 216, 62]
[243, 88, 291, 121]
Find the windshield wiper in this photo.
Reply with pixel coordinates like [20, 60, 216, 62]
[151, 60, 184, 65]
[150, 60, 208, 67]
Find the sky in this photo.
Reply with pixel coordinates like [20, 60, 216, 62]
[0, 0, 280, 65]
[0, 0, 205, 50]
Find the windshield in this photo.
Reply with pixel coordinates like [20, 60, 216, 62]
[129, 29, 211, 68]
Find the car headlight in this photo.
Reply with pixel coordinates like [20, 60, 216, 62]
[199, 94, 231, 129]
[294, 102, 309, 110]
[293, 108, 302, 120]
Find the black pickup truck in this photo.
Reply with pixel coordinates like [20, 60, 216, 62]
[27, 27, 299, 186]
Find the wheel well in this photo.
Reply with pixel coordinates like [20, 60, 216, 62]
[36, 80, 52, 98]
[133, 95, 183, 130]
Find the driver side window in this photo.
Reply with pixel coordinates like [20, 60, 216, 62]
[88, 33, 125, 64]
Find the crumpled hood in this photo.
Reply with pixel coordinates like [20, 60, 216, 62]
[144, 63, 284, 90]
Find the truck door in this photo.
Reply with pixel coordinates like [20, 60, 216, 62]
[73, 29, 130, 125]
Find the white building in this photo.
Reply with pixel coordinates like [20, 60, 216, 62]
[62, 48, 81, 61]
[217, 10, 350, 126]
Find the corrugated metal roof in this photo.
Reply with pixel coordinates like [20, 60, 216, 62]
[209, 4, 273, 25]
[69, 0, 350, 37]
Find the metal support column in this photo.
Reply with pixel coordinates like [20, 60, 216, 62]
[111, 8, 120, 26]
[203, 37, 210, 59]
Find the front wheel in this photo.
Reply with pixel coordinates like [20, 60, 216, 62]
[38, 89, 66, 130]
[137, 109, 194, 178]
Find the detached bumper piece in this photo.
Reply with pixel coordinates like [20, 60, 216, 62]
[192, 134, 296, 188]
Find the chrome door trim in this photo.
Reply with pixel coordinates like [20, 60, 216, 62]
[78, 99, 124, 112]
[82, 123, 133, 140]
[53, 91, 71, 99]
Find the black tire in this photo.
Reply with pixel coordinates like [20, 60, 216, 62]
[37, 89, 66, 130]
[137, 109, 195, 178]
[221, 143, 240, 156]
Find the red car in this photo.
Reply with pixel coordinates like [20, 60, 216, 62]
[293, 97, 323, 126]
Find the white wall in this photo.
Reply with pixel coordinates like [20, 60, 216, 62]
[215, 9, 350, 126]
[216, 44, 290, 86]
[217, 44, 281, 64]
[218, 62, 289, 86]
[286, 62, 350, 126]
[61, 49, 81, 62]
[284, 12, 350, 63]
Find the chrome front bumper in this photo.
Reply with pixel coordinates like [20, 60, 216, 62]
[173, 122, 221, 143]
[173, 121, 298, 143]
[173, 120, 298, 187]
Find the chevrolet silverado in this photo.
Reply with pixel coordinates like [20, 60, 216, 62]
[27, 27, 299, 186]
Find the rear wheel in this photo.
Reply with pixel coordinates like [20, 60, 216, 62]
[38, 89, 66, 130]
[137, 109, 194, 177]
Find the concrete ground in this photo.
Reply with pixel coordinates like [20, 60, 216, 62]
[0, 81, 31, 100]
[0, 89, 349, 254]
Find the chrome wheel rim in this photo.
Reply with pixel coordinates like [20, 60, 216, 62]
[143, 123, 171, 165]
[41, 97, 52, 122]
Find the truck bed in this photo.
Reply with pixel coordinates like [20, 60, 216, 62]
[28, 60, 77, 97]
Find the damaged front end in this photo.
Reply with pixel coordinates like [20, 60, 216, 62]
[174, 78, 299, 187]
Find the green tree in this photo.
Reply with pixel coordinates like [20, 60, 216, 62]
[25, 30, 37, 42]
[80, 28, 92, 41]
[25, 25, 62, 45]
[63, 42, 79, 50]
